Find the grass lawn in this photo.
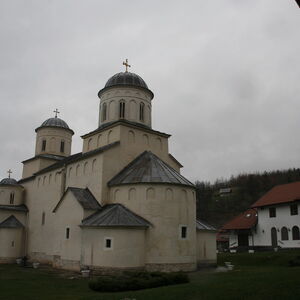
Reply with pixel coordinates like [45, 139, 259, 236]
[0, 250, 300, 300]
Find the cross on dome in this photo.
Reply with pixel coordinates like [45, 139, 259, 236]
[7, 169, 12, 178]
[123, 59, 131, 72]
[53, 108, 60, 118]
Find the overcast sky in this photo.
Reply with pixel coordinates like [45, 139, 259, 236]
[0, 0, 299, 183]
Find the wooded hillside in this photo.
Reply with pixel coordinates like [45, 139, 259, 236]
[195, 168, 300, 228]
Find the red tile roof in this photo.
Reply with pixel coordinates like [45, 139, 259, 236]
[252, 181, 300, 208]
[221, 208, 257, 230]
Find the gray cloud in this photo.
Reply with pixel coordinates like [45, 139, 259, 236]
[0, 0, 299, 182]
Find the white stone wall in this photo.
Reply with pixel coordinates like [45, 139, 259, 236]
[196, 230, 217, 264]
[81, 228, 146, 268]
[109, 184, 197, 269]
[0, 228, 24, 261]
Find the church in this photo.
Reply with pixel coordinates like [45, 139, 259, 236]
[0, 62, 216, 272]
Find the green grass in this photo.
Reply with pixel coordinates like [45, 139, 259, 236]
[0, 250, 300, 300]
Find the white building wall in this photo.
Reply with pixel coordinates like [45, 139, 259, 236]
[254, 204, 300, 248]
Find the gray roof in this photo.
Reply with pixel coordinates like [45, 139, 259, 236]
[22, 154, 65, 164]
[108, 151, 194, 187]
[0, 204, 28, 212]
[98, 72, 154, 99]
[33, 141, 120, 177]
[81, 203, 151, 228]
[0, 215, 24, 228]
[35, 117, 74, 134]
[53, 187, 101, 212]
[0, 178, 19, 186]
[196, 219, 217, 231]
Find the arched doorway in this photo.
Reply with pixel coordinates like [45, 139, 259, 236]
[271, 227, 278, 247]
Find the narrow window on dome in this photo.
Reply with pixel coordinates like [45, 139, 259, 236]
[42, 212, 45, 225]
[9, 193, 14, 204]
[102, 103, 107, 121]
[119, 101, 125, 118]
[60, 141, 65, 153]
[139, 102, 145, 122]
[42, 140, 46, 151]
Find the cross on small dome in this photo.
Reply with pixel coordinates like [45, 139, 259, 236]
[53, 108, 60, 118]
[122, 59, 131, 72]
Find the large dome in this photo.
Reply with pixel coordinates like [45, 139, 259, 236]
[0, 177, 19, 185]
[35, 117, 74, 134]
[99, 71, 153, 99]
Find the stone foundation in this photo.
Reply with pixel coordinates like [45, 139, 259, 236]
[145, 262, 197, 272]
[0, 257, 17, 264]
[89, 266, 145, 276]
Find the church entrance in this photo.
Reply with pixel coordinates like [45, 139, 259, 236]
[271, 227, 278, 247]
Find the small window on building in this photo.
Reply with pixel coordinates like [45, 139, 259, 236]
[42, 212, 45, 225]
[11, 241, 14, 247]
[292, 226, 300, 240]
[119, 101, 125, 118]
[180, 226, 187, 239]
[281, 227, 288, 240]
[290, 204, 298, 216]
[102, 103, 107, 121]
[66, 227, 70, 239]
[60, 141, 65, 153]
[104, 237, 113, 249]
[42, 140, 47, 151]
[139, 102, 145, 121]
[9, 193, 14, 204]
[269, 207, 276, 218]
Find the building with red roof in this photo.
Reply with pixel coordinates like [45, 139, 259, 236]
[221, 182, 300, 251]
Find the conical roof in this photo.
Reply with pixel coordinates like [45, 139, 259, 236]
[108, 151, 194, 187]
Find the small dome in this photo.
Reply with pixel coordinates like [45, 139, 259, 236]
[0, 178, 18, 185]
[35, 117, 74, 134]
[99, 71, 154, 99]
[41, 117, 70, 129]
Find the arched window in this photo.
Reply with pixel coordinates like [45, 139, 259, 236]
[9, 193, 14, 204]
[281, 227, 288, 240]
[119, 101, 125, 118]
[102, 103, 107, 121]
[292, 226, 300, 240]
[139, 102, 145, 121]
[41, 139, 46, 151]
[60, 140, 65, 153]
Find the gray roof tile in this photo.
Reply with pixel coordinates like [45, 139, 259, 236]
[81, 204, 151, 228]
[196, 219, 217, 231]
[53, 187, 101, 212]
[0, 215, 24, 228]
[0, 204, 28, 212]
[108, 151, 194, 187]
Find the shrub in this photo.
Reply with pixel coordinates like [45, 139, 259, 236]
[288, 256, 300, 267]
[89, 271, 189, 292]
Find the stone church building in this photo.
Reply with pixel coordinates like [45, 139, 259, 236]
[0, 65, 216, 272]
